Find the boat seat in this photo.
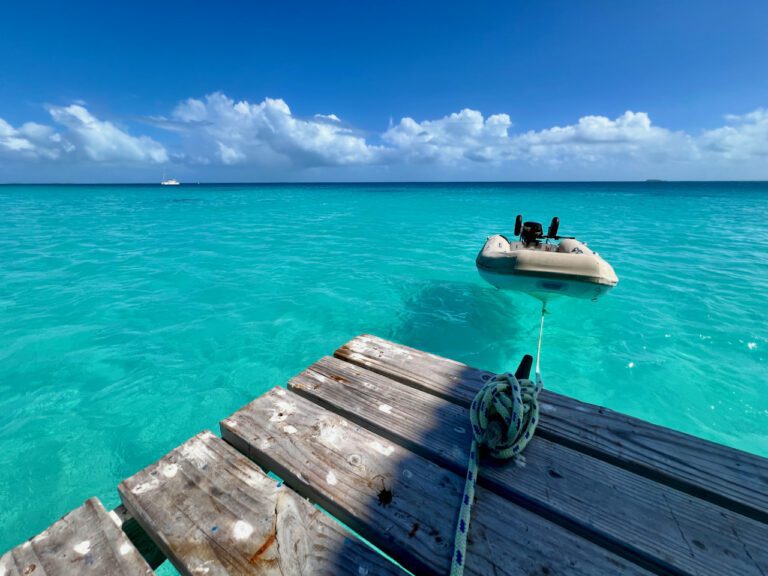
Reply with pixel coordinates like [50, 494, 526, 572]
[558, 238, 583, 253]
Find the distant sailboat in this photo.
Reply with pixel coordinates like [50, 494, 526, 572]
[160, 172, 180, 186]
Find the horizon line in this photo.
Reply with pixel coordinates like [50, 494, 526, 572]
[2, 179, 768, 186]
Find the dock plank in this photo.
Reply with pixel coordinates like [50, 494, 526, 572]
[335, 334, 768, 522]
[221, 387, 651, 576]
[0, 498, 153, 576]
[119, 431, 403, 576]
[289, 355, 768, 576]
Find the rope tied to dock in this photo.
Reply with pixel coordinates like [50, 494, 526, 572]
[450, 306, 545, 576]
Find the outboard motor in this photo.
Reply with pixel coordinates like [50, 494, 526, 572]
[521, 221, 544, 246]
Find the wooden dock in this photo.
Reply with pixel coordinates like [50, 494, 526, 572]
[3, 334, 767, 575]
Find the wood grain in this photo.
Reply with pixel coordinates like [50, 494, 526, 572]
[0, 498, 153, 576]
[119, 430, 402, 576]
[335, 334, 768, 523]
[289, 355, 768, 576]
[222, 387, 651, 576]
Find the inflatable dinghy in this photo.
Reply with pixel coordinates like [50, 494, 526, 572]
[476, 216, 618, 300]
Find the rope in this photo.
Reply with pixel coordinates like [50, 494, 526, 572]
[535, 302, 546, 375]
[450, 305, 546, 575]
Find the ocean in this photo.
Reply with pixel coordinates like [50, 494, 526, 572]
[1, 182, 766, 555]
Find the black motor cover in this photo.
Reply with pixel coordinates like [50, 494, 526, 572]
[521, 221, 543, 245]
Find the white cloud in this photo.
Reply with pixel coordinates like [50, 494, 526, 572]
[512, 111, 694, 165]
[314, 113, 341, 122]
[698, 108, 768, 160]
[1, 105, 167, 167]
[380, 109, 694, 168]
[0, 118, 65, 160]
[3, 94, 768, 180]
[383, 108, 513, 163]
[522, 111, 664, 144]
[47, 105, 167, 163]
[171, 93, 376, 167]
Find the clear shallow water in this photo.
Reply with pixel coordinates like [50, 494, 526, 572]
[1, 182, 766, 553]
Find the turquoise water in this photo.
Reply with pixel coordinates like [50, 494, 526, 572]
[1, 182, 766, 553]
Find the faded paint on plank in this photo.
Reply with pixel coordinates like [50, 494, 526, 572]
[0, 498, 153, 576]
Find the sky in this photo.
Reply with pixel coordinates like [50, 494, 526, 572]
[1, 0, 768, 182]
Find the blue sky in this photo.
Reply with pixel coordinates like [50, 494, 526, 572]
[1, 0, 768, 182]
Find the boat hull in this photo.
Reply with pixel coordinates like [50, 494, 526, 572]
[477, 268, 615, 300]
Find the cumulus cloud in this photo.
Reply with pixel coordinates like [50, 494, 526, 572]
[48, 104, 167, 163]
[382, 109, 513, 164]
[380, 109, 690, 167]
[0, 118, 65, 160]
[3, 93, 768, 180]
[513, 111, 693, 165]
[523, 111, 664, 144]
[1, 105, 167, 167]
[698, 108, 768, 160]
[171, 93, 376, 167]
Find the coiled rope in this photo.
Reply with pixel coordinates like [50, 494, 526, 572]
[449, 305, 546, 576]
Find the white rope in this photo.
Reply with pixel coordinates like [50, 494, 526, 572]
[449, 303, 547, 575]
[535, 301, 547, 377]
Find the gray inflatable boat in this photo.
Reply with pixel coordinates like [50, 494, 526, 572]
[476, 216, 618, 300]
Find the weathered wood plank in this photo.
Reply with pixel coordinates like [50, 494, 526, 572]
[289, 355, 768, 576]
[0, 498, 154, 576]
[335, 333, 768, 522]
[221, 387, 651, 576]
[119, 430, 403, 576]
